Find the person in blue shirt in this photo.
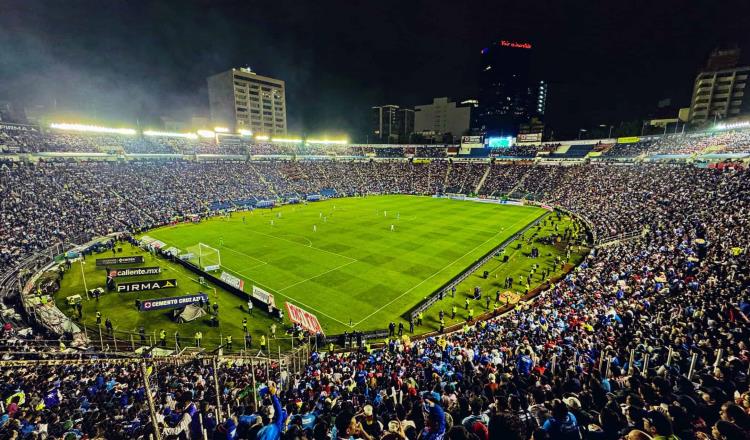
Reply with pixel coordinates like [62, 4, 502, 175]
[257, 382, 287, 440]
[419, 393, 446, 440]
[542, 400, 580, 440]
[517, 349, 534, 375]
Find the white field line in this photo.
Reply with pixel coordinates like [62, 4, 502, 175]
[246, 229, 357, 263]
[352, 214, 538, 326]
[219, 243, 269, 265]
[220, 263, 354, 328]
[279, 260, 357, 292]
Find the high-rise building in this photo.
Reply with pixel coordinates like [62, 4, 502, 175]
[689, 48, 750, 124]
[207, 67, 287, 135]
[371, 105, 400, 143]
[397, 108, 415, 143]
[414, 97, 471, 142]
[477, 39, 546, 136]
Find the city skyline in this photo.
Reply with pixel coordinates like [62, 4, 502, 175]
[1, 0, 749, 139]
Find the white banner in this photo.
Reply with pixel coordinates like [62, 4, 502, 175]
[220, 271, 245, 291]
[252, 285, 276, 308]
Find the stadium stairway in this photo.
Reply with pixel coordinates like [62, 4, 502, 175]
[473, 164, 492, 194]
[248, 162, 279, 197]
[506, 164, 534, 198]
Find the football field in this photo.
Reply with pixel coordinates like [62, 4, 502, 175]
[144, 195, 545, 334]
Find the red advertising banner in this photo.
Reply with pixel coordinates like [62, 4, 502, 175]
[285, 302, 324, 334]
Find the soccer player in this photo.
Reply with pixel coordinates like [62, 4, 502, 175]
[313, 225, 317, 232]
[270, 220, 274, 226]
[390, 224, 395, 232]
[219, 237, 224, 246]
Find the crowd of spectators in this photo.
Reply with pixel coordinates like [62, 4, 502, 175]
[1, 157, 749, 440]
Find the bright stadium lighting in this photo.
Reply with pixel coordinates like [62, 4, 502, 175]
[255, 135, 270, 141]
[50, 123, 136, 135]
[238, 129, 253, 136]
[306, 139, 349, 145]
[715, 121, 750, 130]
[143, 130, 198, 139]
[214, 127, 229, 133]
[197, 130, 215, 138]
[271, 137, 303, 144]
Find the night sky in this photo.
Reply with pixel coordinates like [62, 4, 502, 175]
[1, 0, 748, 139]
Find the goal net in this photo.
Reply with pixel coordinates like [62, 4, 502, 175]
[186, 243, 221, 272]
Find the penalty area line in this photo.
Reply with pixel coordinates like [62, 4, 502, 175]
[220, 263, 355, 328]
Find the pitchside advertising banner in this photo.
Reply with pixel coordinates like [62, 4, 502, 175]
[252, 285, 276, 308]
[116, 279, 177, 293]
[108, 267, 162, 278]
[95, 256, 144, 266]
[137, 293, 208, 311]
[285, 302, 324, 334]
[220, 271, 245, 291]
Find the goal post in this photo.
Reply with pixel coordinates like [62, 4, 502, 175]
[186, 243, 221, 272]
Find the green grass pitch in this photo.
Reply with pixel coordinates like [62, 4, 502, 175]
[144, 195, 544, 334]
[53, 195, 585, 352]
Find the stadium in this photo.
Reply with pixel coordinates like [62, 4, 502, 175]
[2, 3, 750, 440]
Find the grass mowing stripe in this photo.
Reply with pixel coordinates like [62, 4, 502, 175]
[143, 196, 547, 333]
[244, 228, 357, 262]
[219, 261, 354, 328]
[352, 212, 541, 326]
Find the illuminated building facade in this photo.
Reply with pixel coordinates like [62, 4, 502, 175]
[689, 48, 750, 124]
[207, 67, 287, 135]
[477, 39, 546, 136]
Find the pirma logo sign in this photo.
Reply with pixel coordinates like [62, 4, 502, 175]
[108, 267, 162, 278]
[95, 255, 145, 266]
[116, 279, 177, 293]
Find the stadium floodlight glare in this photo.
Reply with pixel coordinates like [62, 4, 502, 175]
[255, 135, 270, 141]
[50, 123, 136, 135]
[306, 139, 349, 145]
[214, 127, 229, 133]
[143, 130, 198, 139]
[271, 137, 303, 144]
[196, 130, 215, 138]
[238, 129, 253, 136]
[715, 121, 750, 130]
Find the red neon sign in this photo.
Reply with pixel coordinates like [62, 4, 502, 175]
[500, 40, 532, 49]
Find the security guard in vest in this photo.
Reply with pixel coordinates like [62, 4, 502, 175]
[417, 312, 423, 326]
[451, 305, 457, 320]
[226, 334, 233, 351]
[96, 311, 102, 326]
[159, 329, 166, 347]
[195, 331, 202, 347]
[242, 317, 248, 334]
[260, 334, 267, 353]
[468, 308, 474, 322]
